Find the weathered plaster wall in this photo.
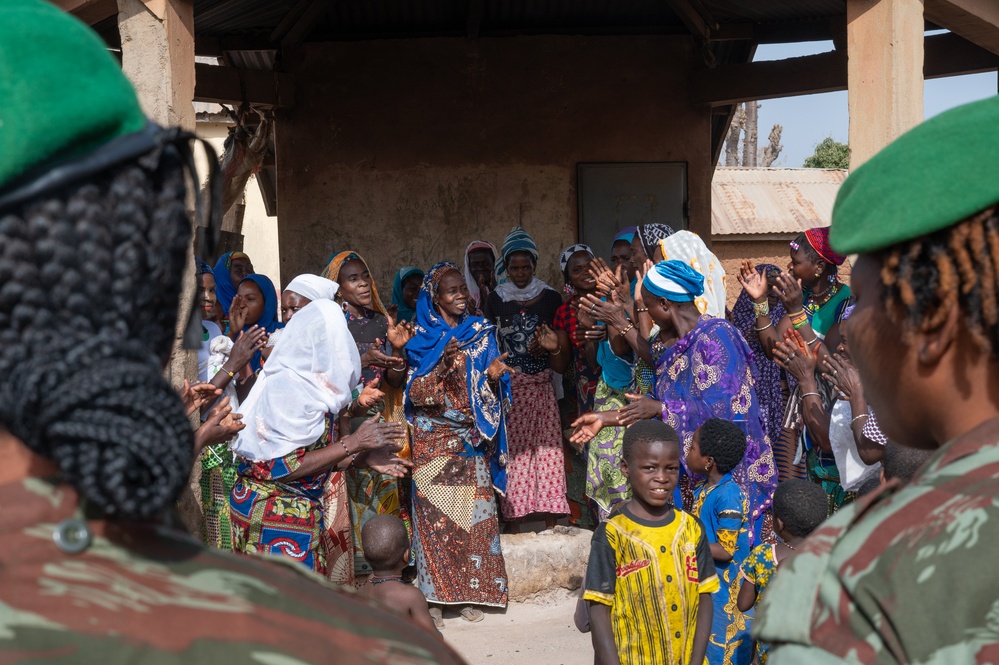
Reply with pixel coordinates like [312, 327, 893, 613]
[275, 35, 712, 291]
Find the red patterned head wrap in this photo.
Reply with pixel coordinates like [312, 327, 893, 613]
[803, 227, 846, 266]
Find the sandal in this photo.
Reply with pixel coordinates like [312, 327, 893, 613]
[459, 606, 484, 623]
[429, 607, 444, 630]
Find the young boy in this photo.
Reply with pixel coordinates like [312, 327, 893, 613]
[360, 515, 441, 638]
[738, 479, 828, 664]
[684, 418, 752, 665]
[584, 420, 718, 665]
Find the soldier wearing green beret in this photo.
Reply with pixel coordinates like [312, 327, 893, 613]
[0, 1, 462, 662]
[754, 95, 999, 663]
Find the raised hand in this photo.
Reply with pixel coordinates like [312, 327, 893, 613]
[773, 329, 817, 382]
[229, 325, 268, 368]
[822, 350, 863, 401]
[617, 393, 662, 426]
[738, 260, 769, 303]
[194, 396, 244, 454]
[180, 380, 222, 417]
[361, 339, 407, 370]
[357, 378, 386, 409]
[348, 415, 407, 454]
[440, 338, 461, 372]
[487, 352, 514, 382]
[534, 323, 560, 353]
[579, 292, 630, 331]
[386, 314, 416, 351]
[228, 294, 248, 334]
[775, 272, 804, 313]
[587, 257, 615, 298]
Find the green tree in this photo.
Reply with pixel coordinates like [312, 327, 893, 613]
[803, 137, 850, 169]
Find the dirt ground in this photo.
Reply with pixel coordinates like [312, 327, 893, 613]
[441, 591, 593, 665]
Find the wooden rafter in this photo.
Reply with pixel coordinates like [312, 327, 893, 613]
[690, 32, 999, 107]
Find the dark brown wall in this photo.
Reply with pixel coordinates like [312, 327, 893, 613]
[275, 35, 713, 291]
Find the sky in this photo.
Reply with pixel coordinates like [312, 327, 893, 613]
[748, 40, 997, 167]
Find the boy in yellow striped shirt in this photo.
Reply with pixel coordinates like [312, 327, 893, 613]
[584, 420, 718, 665]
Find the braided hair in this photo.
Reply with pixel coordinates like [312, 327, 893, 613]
[877, 206, 999, 357]
[0, 154, 194, 520]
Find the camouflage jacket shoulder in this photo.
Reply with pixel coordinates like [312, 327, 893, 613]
[755, 418, 999, 665]
[0, 475, 464, 664]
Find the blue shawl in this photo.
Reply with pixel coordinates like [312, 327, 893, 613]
[212, 252, 239, 315]
[238, 273, 284, 372]
[405, 262, 511, 494]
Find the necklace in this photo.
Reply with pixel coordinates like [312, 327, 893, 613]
[782, 541, 800, 552]
[804, 279, 839, 315]
[370, 575, 403, 585]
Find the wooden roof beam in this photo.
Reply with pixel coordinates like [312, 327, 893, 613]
[690, 32, 999, 107]
[270, 0, 329, 50]
[53, 0, 117, 25]
[925, 0, 999, 56]
[193, 63, 294, 107]
[665, 0, 719, 43]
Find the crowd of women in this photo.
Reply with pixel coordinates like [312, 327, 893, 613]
[189, 217, 895, 647]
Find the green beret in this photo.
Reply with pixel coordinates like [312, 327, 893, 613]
[0, 0, 146, 191]
[831, 95, 999, 255]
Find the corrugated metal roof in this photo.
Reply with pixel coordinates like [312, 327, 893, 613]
[711, 167, 847, 236]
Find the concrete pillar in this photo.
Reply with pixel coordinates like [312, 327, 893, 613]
[846, 0, 925, 169]
[117, 0, 197, 387]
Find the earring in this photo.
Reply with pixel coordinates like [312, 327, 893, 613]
[815, 271, 821, 278]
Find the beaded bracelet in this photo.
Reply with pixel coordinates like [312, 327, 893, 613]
[790, 310, 809, 330]
[221, 367, 235, 379]
[618, 323, 635, 337]
[753, 300, 770, 318]
[635, 307, 649, 313]
[341, 438, 357, 467]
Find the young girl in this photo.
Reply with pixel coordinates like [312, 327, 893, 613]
[737, 479, 828, 664]
[685, 418, 752, 665]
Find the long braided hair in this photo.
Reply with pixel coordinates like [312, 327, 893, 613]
[0, 154, 194, 520]
[877, 206, 999, 357]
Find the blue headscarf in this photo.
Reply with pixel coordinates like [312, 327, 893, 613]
[405, 262, 511, 495]
[212, 251, 251, 315]
[613, 226, 637, 245]
[643, 259, 705, 302]
[391, 266, 424, 323]
[238, 273, 284, 372]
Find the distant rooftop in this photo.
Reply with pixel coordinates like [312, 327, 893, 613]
[712, 167, 847, 237]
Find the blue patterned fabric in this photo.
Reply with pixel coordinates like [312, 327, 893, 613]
[654, 316, 776, 539]
[405, 261, 511, 494]
[212, 251, 238, 315]
[643, 259, 704, 302]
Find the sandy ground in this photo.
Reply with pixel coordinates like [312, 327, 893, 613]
[441, 591, 592, 665]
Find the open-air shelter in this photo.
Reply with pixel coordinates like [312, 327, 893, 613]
[58, 0, 999, 290]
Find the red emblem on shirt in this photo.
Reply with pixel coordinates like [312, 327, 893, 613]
[684, 553, 699, 583]
[616, 559, 651, 578]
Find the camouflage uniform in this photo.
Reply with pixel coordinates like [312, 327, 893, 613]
[1, 474, 464, 664]
[754, 421, 999, 664]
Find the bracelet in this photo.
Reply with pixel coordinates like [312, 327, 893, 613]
[635, 308, 649, 313]
[618, 323, 635, 337]
[798, 392, 820, 401]
[790, 311, 809, 330]
[851, 413, 870, 425]
[753, 322, 773, 333]
[806, 336, 821, 346]
[550, 344, 562, 356]
[787, 310, 806, 318]
[753, 300, 770, 318]
[221, 367, 235, 379]
[341, 437, 357, 467]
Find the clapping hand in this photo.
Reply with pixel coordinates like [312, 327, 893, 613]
[229, 325, 268, 369]
[533, 324, 560, 355]
[775, 272, 804, 313]
[361, 339, 406, 371]
[487, 352, 514, 382]
[357, 378, 386, 410]
[365, 447, 414, 478]
[617, 393, 662, 426]
[194, 396, 244, 454]
[773, 329, 817, 382]
[386, 314, 416, 351]
[228, 295, 248, 335]
[822, 349, 863, 401]
[180, 380, 222, 417]
[738, 260, 770, 302]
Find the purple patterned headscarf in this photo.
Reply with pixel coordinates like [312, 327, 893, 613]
[731, 264, 786, 449]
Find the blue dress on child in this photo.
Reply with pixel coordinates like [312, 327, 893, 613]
[692, 473, 752, 665]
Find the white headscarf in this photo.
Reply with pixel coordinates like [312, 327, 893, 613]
[658, 230, 728, 317]
[284, 273, 339, 302]
[231, 299, 360, 461]
[463, 240, 498, 310]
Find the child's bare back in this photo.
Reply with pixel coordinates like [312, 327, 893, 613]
[363, 578, 441, 637]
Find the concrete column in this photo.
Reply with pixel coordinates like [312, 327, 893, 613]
[117, 0, 197, 387]
[846, 0, 925, 169]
